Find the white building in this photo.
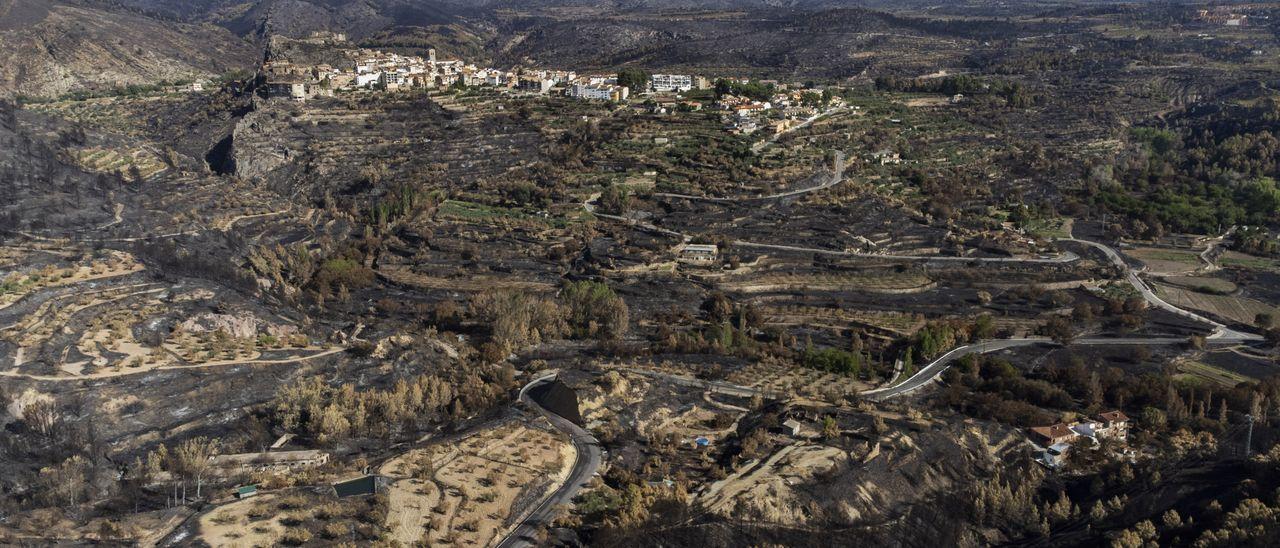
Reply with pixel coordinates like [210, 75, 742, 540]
[652, 74, 693, 92]
[379, 71, 408, 90]
[543, 70, 577, 84]
[871, 150, 901, 165]
[679, 244, 719, 264]
[570, 83, 628, 102]
[518, 77, 555, 94]
[210, 450, 329, 475]
[582, 74, 616, 86]
[782, 419, 803, 437]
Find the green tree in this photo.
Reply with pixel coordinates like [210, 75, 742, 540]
[974, 314, 996, 339]
[821, 416, 839, 439]
[599, 185, 631, 215]
[561, 280, 629, 340]
[1256, 312, 1275, 330]
[617, 68, 650, 93]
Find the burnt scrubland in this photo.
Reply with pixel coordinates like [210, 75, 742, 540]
[2, 1, 1280, 546]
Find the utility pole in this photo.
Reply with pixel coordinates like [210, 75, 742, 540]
[1245, 414, 1255, 458]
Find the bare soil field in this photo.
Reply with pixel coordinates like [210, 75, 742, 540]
[1155, 283, 1279, 327]
[1160, 275, 1237, 294]
[73, 146, 168, 179]
[382, 419, 572, 547]
[1, 264, 323, 380]
[1127, 247, 1204, 275]
[198, 493, 287, 546]
[904, 96, 953, 108]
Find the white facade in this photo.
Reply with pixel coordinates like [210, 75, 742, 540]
[652, 74, 693, 92]
[379, 71, 407, 89]
[680, 244, 719, 263]
[570, 83, 628, 102]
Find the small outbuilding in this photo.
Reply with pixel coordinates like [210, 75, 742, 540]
[679, 244, 719, 264]
[332, 475, 386, 498]
[783, 419, 804, 437]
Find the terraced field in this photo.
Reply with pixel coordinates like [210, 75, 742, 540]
[74, 147, 168, 179]
[759, 304, 926, 338]
[720, 271, 935, 294]
[725, 360, 873, 401]
[1174, 358, 1254, 387]
[1155, 283, 1280, 327]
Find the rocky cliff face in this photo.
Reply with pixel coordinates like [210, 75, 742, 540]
[227, 99, 301, 184]
[0, 1, 256, 99]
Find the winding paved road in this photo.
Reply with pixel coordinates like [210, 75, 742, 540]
[497, 374, 602, 548]
[1064, 238, 1260, 341]
[861, 336, 1229, 401]
[866, 236, 1265, 401]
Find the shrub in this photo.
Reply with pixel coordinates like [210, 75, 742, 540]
[276, 495, 309, 510]
[321, 522, 349, 539]
[278, 528, 312, 546]
[279, 512, 306, 527]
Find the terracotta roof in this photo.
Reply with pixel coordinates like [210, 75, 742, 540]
[1097, 410, 1130, 423]
[1030, 423, 1076, 440]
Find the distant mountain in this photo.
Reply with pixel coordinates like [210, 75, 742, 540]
[0, 0, 1071, 98]
[100, 0, 463, 39]
[0, 0, 257, 99]
[483, 6, 1036, 78]
[97, 0, 1078, 43]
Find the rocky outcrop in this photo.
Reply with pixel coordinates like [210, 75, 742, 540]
[228, 101, 304, 183]
[176, 311, 297, 339]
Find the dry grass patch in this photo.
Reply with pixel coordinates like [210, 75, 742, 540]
[1127, 247, 1203, 275]
[1160, 276, 1237, 294]
[719, 271, 934, 294]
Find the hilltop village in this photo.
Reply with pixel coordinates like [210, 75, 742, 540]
[259, 33, 847, 137]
